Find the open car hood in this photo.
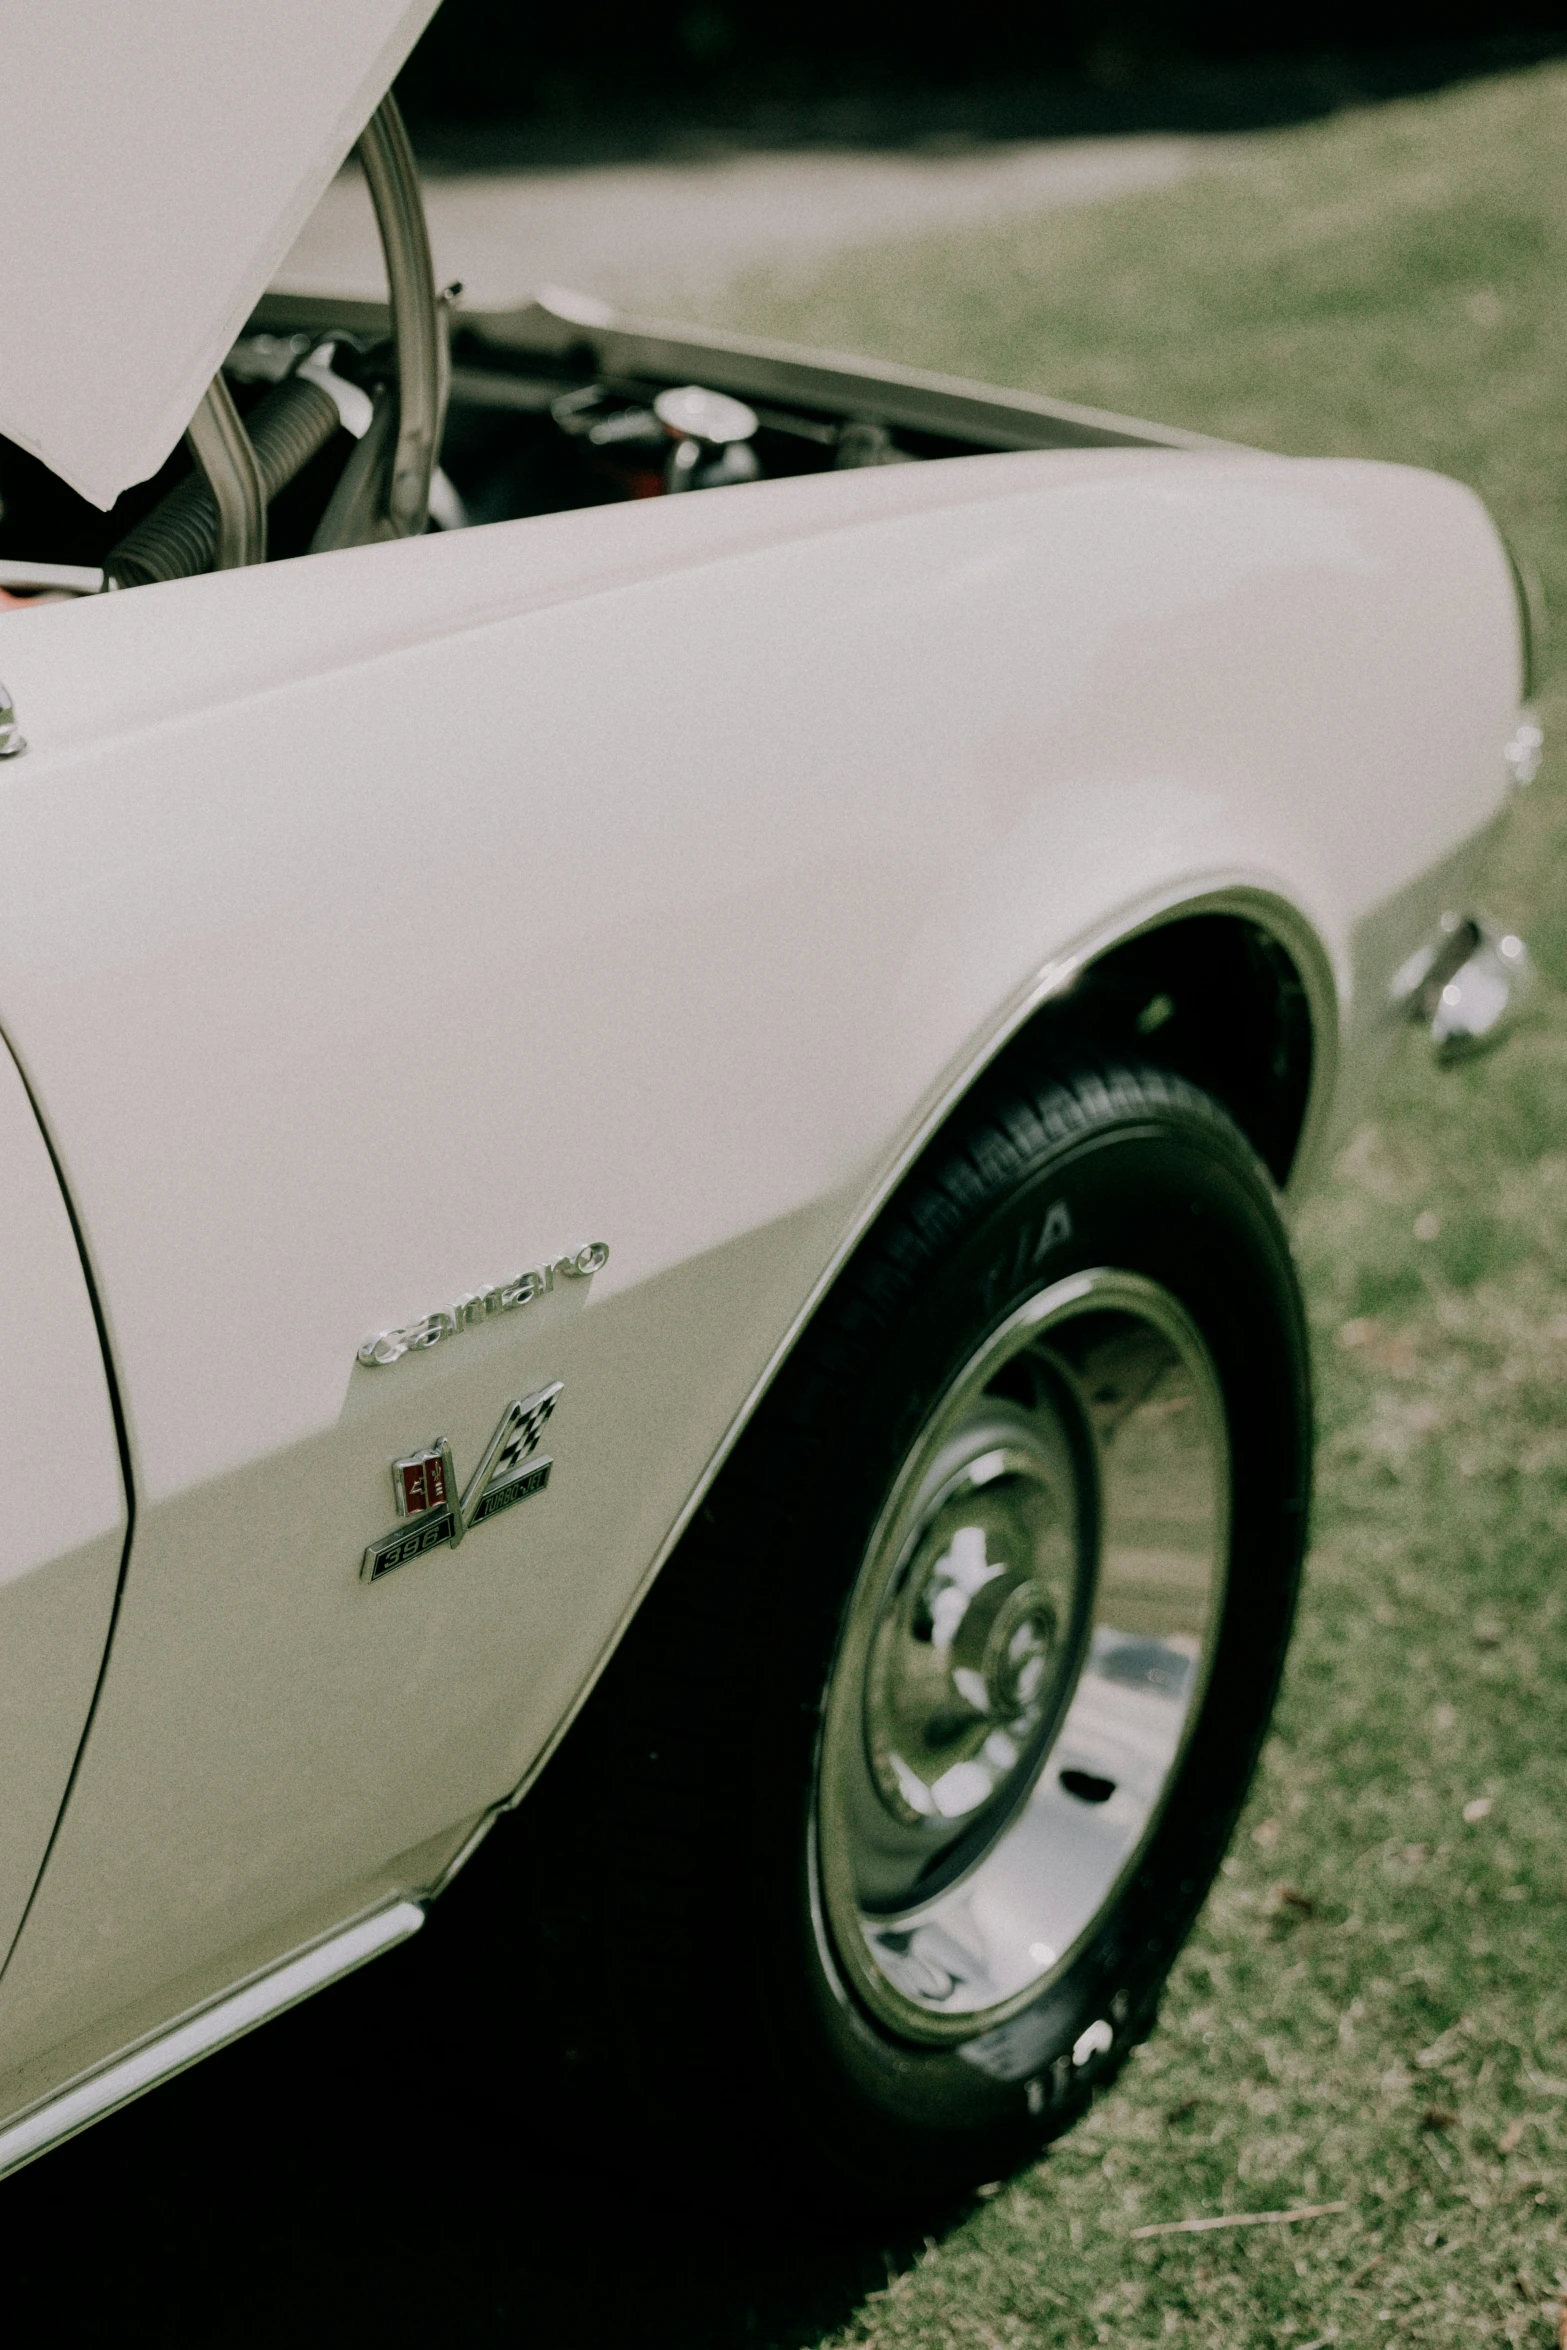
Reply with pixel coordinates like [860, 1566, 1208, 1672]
[0, 0, 438, 511]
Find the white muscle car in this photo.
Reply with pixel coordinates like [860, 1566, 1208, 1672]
[0, 0, 1537, 2210]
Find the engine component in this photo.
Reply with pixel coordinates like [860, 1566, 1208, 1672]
[295, 346, 375, 442]
[550, 387, 664, 451]
[102, 91, 440, 587]
[652, 384, 757, 446]
[655, 383, 760, 493]
[105, 375, 341, 589]
[835, 420, 913, 469]
[185, 373, 266, 570]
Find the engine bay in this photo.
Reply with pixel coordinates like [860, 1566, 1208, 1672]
[0, 288, 1185, 606]
[0, 334, 971, 608]
[0, 79, 1195, 613]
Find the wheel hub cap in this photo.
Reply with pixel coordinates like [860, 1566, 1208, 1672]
[867, 1448, 1071, 1828]
[815, 1268, 1229, 2042]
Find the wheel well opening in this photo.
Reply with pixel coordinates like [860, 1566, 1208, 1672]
[1014, 914, 1315, 1187]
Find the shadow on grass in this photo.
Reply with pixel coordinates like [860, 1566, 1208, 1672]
[1, 1853, 942, 2347]
[399, 34, 1567, 173]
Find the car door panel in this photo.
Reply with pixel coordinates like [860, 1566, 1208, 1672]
[0, 1031, 124, 1971]
[0, 1207, 837, 2070]
[0, 449, 1516, 2073]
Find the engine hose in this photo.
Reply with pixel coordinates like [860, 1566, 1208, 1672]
[105, 376, 342, 589]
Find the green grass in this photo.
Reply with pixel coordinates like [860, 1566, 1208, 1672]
[694, 62, 1567, 2348]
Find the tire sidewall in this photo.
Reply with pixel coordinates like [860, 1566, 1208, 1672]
[743, 1083, 1310, 2200]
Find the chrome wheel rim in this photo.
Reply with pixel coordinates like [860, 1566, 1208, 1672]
[815, 1269, 1230, 2043]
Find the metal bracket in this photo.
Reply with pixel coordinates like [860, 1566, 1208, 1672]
[356, 94, 445, 540]
[184, 373, 266, 569]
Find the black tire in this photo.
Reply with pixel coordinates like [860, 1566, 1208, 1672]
[508, 1056, 1311, 2213]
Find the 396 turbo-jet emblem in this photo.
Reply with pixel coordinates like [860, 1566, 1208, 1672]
[362, 1383, 561, 1584]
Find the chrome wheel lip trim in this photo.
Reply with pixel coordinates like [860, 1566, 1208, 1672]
[814, 1266, 1230, 2048]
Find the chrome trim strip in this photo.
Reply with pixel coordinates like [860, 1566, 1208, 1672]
[0, 1899, 423, 2183]
[546, 302, 1246, 455]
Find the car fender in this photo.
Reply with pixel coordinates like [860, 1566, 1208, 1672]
[0, 445, 1519, 2071]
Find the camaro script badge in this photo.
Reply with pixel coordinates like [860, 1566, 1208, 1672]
[358, 1243, 608, 1368]
[362, 1384, 562, 1584]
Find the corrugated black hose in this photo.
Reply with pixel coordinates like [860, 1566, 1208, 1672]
[105, 376, 341, 589]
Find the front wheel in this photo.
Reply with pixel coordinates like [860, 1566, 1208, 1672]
[517, 1058, 1311, 2210]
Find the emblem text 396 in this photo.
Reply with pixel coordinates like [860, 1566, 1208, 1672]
[362, 1384, 563, 1583]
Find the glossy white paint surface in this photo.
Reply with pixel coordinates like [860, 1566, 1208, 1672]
[0, 1033, 124, 1968]
[0, 448, 1519, 2071]
[0, 0, 437, 508]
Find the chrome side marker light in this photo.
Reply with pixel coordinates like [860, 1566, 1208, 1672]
[1390, 913, 1533, 1063]
[1505, 720, 1544, 787]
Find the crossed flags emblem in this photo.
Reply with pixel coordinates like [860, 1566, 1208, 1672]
[365, 1382, 563, 1583]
